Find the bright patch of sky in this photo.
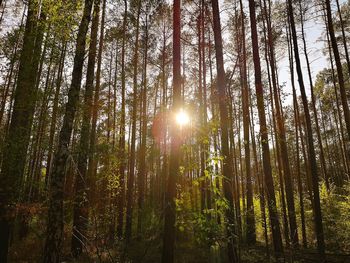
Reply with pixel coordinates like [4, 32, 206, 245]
[219, 0, 348, 106]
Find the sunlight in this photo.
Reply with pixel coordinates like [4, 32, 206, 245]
[175, 109, 190, 127]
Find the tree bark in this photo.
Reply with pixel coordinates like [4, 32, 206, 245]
[211, 0, 238, 261]
[71, 0, 100, 256]
[125, 0, 141, 241]
[137, 14, 149, 237]
[262, 0, 298, 247]
[248, 0, 283, 255]
[238, 0, 256, 245]
[161, 0, 181, 262]
[43, 0, 93, 261]
[117, 0, 128, 238]
[287, 0, 325, 256]
[0, 2, 44, 261]
[325, 0, 350, 141]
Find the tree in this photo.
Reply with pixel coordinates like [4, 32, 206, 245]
[125, 0, 142, 241]
[71, 0, 100, 257]
[0, 1, 45, 261]
[287, 0, 325, 256]
[211, 0, 238, 261]
[325, 0, 350, 141]
[238, 0, 256, 245]
[262, 0, 298, 247]
[117, 0, 128, 238]
[161, 0, 181, 262]
[43, 0, 93, 261]
[248, 0, 283, 255]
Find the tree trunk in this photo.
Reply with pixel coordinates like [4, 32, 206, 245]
[238, 0, 255, 245]
[287, 0, 325, 256]
[0, 2, 44, 261]
[125, 0, 141, 241]
[299, 0, 329, 190]
[45, 42, 66, 186]
[161, 0, 181, 262]
[117, 0, 128, 238]
[262, 0, 298, 247]
[71, 0, 100, 256]
[286, 23, 308, 248]
[137, 14, 149, 237]
[248, 0, 283, 256]
[325, 0, 350, 141]
[43, 0, 93, 261]
[211, 0, 238, 261]
[87, 0, 106, 208]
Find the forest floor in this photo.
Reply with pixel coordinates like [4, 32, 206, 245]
[8, 229, 350, 263]
[6, 215, 350, 263]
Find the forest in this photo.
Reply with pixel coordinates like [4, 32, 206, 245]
[0, 0, 350, 262]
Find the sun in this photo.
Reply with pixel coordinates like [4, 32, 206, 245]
[175, 109, 190, 126]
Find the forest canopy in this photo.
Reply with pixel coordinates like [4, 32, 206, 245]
[0, 0, 350, 262]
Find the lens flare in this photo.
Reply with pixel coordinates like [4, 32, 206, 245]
[175, 110, 190, 126]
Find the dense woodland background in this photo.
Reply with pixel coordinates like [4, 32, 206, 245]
[0, 0, 350, 262]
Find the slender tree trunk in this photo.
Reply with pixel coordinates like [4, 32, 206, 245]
[325, 0, 350, 141]
[43, 0, 93, 261]
[137, 14, 148, 237]
[117, 0, 128, 238]
[161, 1, 181, 262]
[45, 42, 66, 185]
[0, 0, 6, 26]
[299, 0, 329, 190]
[248, 0, 283, 256]
[287, 0, 325, 256]
[0, 2, 44, 261]
[125, 0, 141, 241]
[325, 22, 350, 179]
[249, 96, 270, 258]
[71, 0, 100, 256]
[286, 24, 308, 248]
[87, 0, 106, 207]
[335, 0, 350, 83]
[263, 0, 298, 247]
[238, 0, 255, 245]
[0, 5, 25, 127]
[211, 0, 238, 261]
[201, 0, 211, 212]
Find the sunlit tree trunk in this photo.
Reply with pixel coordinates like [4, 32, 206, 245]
[299, 0, 329, 190]
[262, 0, 298, 247]
[249, 95, 270, 258]
[237, 0, 255, 245]
[286, 24, 308, 248]
[287, 0, 325, 256]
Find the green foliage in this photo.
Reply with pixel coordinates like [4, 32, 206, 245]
[42, 0, 83, 42]
[320, 182, 350, 252]
[191, 212, 224, 247]
[175, 167, 227, 249]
